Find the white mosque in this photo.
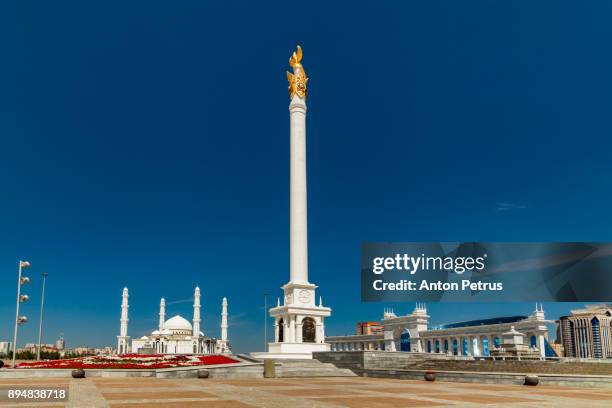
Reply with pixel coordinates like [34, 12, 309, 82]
[117, 287, 231, 355]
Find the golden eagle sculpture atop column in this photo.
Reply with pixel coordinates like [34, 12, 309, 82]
[287, 45, 308, 99]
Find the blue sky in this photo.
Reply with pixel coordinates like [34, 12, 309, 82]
[1, 1, 611, 353]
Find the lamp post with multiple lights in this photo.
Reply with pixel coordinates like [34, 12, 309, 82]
[12, 260, 31, 368]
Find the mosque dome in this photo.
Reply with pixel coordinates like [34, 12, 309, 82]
[160, 329, 172, 335]
[164, 315, 192, 333]
[151, 330, 160, 335]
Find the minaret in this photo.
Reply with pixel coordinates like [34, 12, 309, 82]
[117, 287, 130, 354]
[120, 288, 129, 337]
[159, 297, 165, 331]
[217, 297, 230, 354]
[253, 46, 331, 360]
[193, 286, 201, 337]
[221, 297, 228, 342]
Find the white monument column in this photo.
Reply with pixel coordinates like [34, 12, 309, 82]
[290, 90, 308, 285]
[159, 297, 165, 331]
[193, 286, 201, 337]
[117, 287, 130, 354]
[251, 45, 331, 360]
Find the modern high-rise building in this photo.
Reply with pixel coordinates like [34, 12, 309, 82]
[559, 304, 612, 359]
[549, 341, 564, 357]
[0, 342, 11, 356]
[357, 322, 384, 335]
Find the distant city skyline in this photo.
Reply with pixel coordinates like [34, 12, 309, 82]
[2, 1, 612, 354]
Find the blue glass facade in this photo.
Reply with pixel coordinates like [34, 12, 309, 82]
[439, 316, 528, 330]
[591, 317, 602, 358]
[400, 331, 411, 352]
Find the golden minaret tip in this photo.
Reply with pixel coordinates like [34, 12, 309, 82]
[287, 45, 308, 99]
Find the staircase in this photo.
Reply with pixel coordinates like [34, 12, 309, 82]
[277, 359, 357, 378]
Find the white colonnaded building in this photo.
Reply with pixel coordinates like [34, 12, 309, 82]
[117, 286, 231, 355]
[326, 304, 553, 358]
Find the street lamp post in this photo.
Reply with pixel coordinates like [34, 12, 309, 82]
[36, 272, 48, 361]
[12, 260, 31, 369]
[264, 293, 268, 352]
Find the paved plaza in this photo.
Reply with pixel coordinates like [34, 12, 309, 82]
[1, 376, 612, 407]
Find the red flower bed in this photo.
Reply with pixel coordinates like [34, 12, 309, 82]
[16, 354, 239, 369]
[196, 355, 237, 365]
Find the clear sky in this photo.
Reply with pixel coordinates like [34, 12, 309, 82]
[1, 1, 611, 354]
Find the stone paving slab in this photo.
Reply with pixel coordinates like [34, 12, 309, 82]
[271, 387, 370, 396]
[91, 380, 176, 387]
[311, 396, 446, 407]
[299, 380, 375, 386]
[101, 390, 216, 400]
[0, 404, 65, 408]
[110, 401, 254, 408]
[521, 390, 612, 400]
[357, 386, 455, 394]
[208, 379, 302, 387]
[420, 394, 535, 404]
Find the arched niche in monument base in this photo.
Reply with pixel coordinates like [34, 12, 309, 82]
[302, 317, 316, 343]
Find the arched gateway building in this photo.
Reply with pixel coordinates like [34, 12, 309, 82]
[326, 304, 553, 358]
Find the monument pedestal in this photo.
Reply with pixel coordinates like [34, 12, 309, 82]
[251, 282, 331, 360]
[253, 342, 330, 360]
